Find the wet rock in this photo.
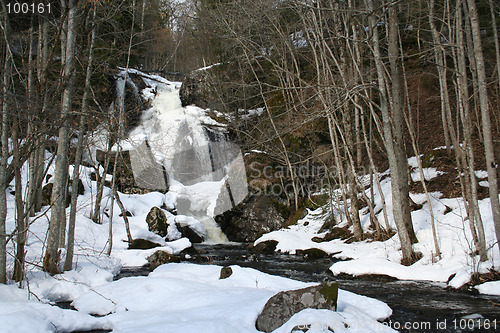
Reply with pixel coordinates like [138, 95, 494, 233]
[146, 206, 169, 237]
[215, 196, 287, 242]
[219, 266, 233, 279]
[179, 246, 199, 260]
[128, 238, 161, 250]
[175, 223, 204, 243]
[256, 282, 338, 332]
[251, 240, 278, 255]
[147, 250, 181, 270]
[296, 248, 329, 259]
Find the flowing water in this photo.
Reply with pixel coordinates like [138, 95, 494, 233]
[178, 243, 500, 333]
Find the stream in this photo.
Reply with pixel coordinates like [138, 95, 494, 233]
[104, 243, 500, 332]
[175, 243, 499, 332]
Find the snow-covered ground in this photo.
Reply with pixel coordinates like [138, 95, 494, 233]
[1, 71, 396, 332]
[1, 263, 394, 333]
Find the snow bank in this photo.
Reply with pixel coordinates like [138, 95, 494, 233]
[71, 263, 393, 333]
[0, 284, 109, 333]
[475, 281, 500, 296]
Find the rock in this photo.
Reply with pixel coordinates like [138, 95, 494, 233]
[147, 250, 181, 270]
[215, 196, 287, 242]
[128, 238, 161, 250]
[175, 223, 204, 243]
[219, 266, 233, 279]
[70, 178, 85, 195]
[146, 206, 169, 237]
[180, 67, 223, 110]
[179, 246, 199, 260]
[41, 183, 53, 206]
[296, 248, 329, 259]
[95, 144, 168, 194]
[256, 282, 338, 332]
[251, 240, 278, 255]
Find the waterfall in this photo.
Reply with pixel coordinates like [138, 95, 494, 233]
[124, 71, 248, 243]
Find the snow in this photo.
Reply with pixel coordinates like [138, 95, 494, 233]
[0, 284, 108, 333]
[255, 173, 500, 292]
[0, 264, 393, 333]
[70, 264, 393, 333]
[1, 70, 396, 332]
[410, 167, 444, 181]
[475, 281, 500, 296]
[274, 308, 395, 333]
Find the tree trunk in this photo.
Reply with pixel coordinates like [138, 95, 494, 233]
[454, 0, 488, 261]
[44, 0, 77, 274]
[367, 0, 416, 264]
[0, 0, 12, 284]
[12, 120, 26, 282]
[466, 0, 500, 253]
[91, 140, 112, 224]
[64, 4, 96, 271]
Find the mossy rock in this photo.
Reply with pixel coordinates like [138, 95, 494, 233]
[256, 282, 338, 332]
[296, 248, 329, 259]
[286, 207, 306, 226]
[319, 282, 339, 307]
[251, 240, 278, 254]
[147, 250, 181, 270]
[422, 150, 442, 168]
[305, 194, 329, 210]
[271, 199, 291, 220]
[219, 266, 233, 279]
[146, 206, 169, 237]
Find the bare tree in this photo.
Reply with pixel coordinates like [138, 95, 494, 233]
[44, 0, 78, 274]
[0, 0, 12, 283]
[466, 0, 500, 252]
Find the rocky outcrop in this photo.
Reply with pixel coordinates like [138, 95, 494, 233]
[179, 61, 262, 112]
[146, 206, 169, 237]
[147, 250, 181, 270]
[179, 69, 213, 109]
[256, 283, 338, 332]
[95, 142, 169, 195]
[215, 195, 287, 242]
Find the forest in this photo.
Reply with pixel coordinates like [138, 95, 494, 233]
[0, 0, 499, 296]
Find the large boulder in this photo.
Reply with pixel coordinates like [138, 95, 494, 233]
[256, 283, 338, 332]
[215, 195, 287, 242]
[146, 206, 169, 237]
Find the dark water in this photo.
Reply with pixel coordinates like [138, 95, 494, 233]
[180, 243, 500, 333]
